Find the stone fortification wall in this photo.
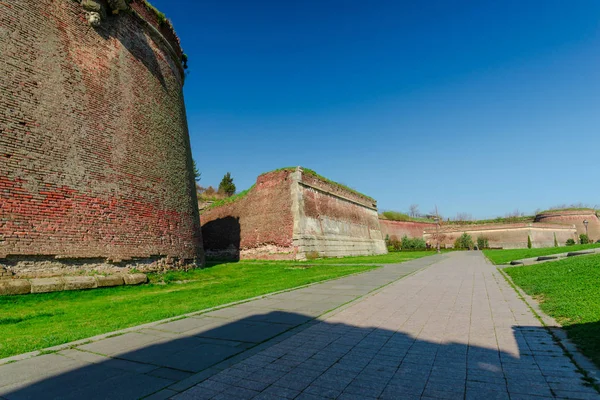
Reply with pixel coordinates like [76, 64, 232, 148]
[293, 170, 386, 258]
[200, 171, 295, 260]
[201, 168, 386, 260]
[423, 223, 577, 249]
[535, 210, 600, 241]
[379, 219, 436, 240]
[0, 0, 203, 278]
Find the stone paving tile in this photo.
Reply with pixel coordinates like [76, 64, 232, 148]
[173, 252, 600, 400]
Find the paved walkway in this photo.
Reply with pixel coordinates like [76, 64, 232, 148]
[1, 252, 598, 399]
[0, 255, 437, 399]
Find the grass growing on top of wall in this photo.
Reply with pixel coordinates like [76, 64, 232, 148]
[259, 167, 376, 202]
[0, 263, 376, 359]
[504, 254, 600, 367]
[378, 211, 434, 223]
[205, 185, 255, 211]
[483, 243, 600, 265]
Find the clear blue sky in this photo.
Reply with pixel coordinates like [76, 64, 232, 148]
[152, 0, 600, 219]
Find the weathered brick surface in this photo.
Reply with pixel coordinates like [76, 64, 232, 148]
[535, 210, 600, 242]
[201, 171, 295, 259]
[424, 222, 577, 249]
[379, 219, 436, 240]
[201, 169, 386, 259]
[0, 0, 203, 271]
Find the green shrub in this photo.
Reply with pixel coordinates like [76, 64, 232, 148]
[387, 235, 402, 252]
[566, 238, 576, 246]
[305, 251, 320, 260]
[477, 237, 489, 249]
[454, 233, 474, 250]
[400, 235, 427, 251]
[580, 234, 590, 245]
[527, 235, 532, 249]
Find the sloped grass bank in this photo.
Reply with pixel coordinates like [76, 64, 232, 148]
[504, 254, 600, 367]
[0, 263, 376, 360]
[483, 243, 600, 265]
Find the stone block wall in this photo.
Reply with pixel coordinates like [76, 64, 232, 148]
[201, 168, 387, 260]
[0, 0, 203, 277]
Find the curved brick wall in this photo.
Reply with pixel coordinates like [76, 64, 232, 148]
[379, 219, 436, 240]
[535, 210, 600, 241]
[0, 0, 203, 275]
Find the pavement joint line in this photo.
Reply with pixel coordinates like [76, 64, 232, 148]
[0, 263, 389, 366]
[497, 267, 600, 394]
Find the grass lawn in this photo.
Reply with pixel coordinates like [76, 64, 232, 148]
[504, 254, 600, 367]
[307, 251, 439, 264]
[213, 250, 440, 266]
[483, 243, 600, 265]
[0, 262, 377, 360]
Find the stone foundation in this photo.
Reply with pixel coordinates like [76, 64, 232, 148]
[0, 256, 197, 279]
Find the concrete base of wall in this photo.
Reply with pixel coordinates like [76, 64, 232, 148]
[293, 234, 387, 260]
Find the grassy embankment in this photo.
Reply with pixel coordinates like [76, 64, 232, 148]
[0, 251, 435, 359]
[483, 243, 600, 265]
[503, 254, 600, 368]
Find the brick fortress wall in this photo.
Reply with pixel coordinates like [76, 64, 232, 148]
[535, 210, 600, 242]
[423, 223, 577, 249]
[200, 171, 296, 260]
[200, 168, 387, 260]
[379, 219, 436, 241]
[0, 0, 203, 277]
[293, 170, 386, 258]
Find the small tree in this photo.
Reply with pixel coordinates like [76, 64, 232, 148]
[192, 159, 201, 182]
[454, 233, 474, 250]
[527, 235, 532, 249]
[566, 238, 576, 246]
[553, 232, 558, 247]
[580, 234, 590, 244]
[218, 172, 236, 197]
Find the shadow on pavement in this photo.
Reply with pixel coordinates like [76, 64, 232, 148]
[1, 310, 595, 399]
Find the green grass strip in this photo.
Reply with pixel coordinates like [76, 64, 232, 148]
[504, 254, 600, 368]
[0, 262, 376, 359]
[483, 243, 600, 265]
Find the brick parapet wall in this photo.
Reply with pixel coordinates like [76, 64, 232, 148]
[0, 0, 203, 274]
[423, 223, 577, 249]
[379, 219, 436, 239]
[535, 210, 600, 241]
[300, 172, 377, 210]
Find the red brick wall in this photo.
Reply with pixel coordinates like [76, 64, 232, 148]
[379, 219, 436, 240]
[0, 1, 202, 263]
[423, 223, 577, 249]
[535, 210, 600, 242]
[200, 171, 295, 259]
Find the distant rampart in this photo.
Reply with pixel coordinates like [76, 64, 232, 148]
[201, 168, 386, 260]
